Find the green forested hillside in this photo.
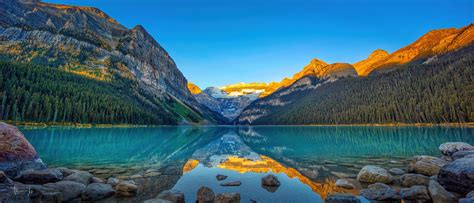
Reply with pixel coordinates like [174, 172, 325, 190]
[0, 62, 204, 125]
[241, 45, 474, 125]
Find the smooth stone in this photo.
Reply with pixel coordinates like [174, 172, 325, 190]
[325, 193, 361, 203]
[437, 157, 474, 194]
[157, 189, 185, 203]
[0, 122, 46, 177]
[55, 167, 79, 177]
[44, 180, 86, 201]
[215, 193, 240, 203]
[408, 156, 448, 176]
[335, 179, 355, 189]
[428, 180, 457, 203]
[116, 181, 138, 197]
[299, 167, 319, 179]
[65, 171, 92, 185]
[261, 174, 280, 187]
[14, 169, 63, 184]
[82, 183, 115, 201]
[389, 168, 406, 175]
[400, 173, 430, 187]
[356, 165, 393, 184]
[401, 185, 431, 202]
[216, 174, 228, 181]
[91, 176, 104, 183]
[29, 184, 63, 202]
[107, 177, 120, 187]
[197, 186, 214, 203]
[439, 142, 474, 156]
[144, 171, 161, 177]
[220, 181, 242, 186]
[452, 150, 474, 160]
[359, 182, 401, 201]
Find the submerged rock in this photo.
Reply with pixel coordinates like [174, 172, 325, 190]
[197, 186, 214, 203]
[215, 193, 240, 203]
[44, 180, 86, 201]
[55, 167, 79, 177]
[428, 180, 457, 203]
[389, 168, 405, 175]
[261, 174, 280, 187]
[65, 171, 92, 185]
[115, 181, 138, 197]
[14, 169, 63, 184]
[91, 176, 104, 183]
[437, 157, 474, 194]
[400, 173, 430, 187]
[325, 193, 361, 203]
[356, 165, 393, 184]
[401, 185, 431, 202]
[335, 179, 355, 189]
[359, 182, 401, 201]
[107, 177, 120, 186]
[157, 189, 185, 203]
[0, 122, 46, 177]
[452, 150, 474, 160]
[408, 156, 448, 176]
[439, 142, 474, 156]
[220, 181, 242, 186]
[216, 174, 228, 181]
[82, 183, 115, 201]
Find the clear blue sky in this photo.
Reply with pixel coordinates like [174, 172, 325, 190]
[45, 0, 473, 88]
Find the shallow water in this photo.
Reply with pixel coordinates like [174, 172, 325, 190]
[20, 126, 474, 202]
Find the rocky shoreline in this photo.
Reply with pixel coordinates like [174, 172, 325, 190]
[1, 121, 473, 202]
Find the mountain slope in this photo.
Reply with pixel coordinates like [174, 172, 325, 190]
[0, 0, 226, 124]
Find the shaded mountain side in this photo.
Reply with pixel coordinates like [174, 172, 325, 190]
[0, 0, 227, 124]
[237, 44, 474, 125]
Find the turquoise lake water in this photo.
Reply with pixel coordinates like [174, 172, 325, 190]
[20, 126, 474, 202]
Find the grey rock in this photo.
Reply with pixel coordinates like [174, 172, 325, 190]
[157, 189, 185, 203]
[401, 185, 431, 202]
[437, 157, 474, 194]
[91, 176, 104, 183]
[220, 181, 242, 186]
[215, 193, 241, 203]
[400, 173, 430, 187]
[144, 199, 173, 203]
[55, 167, 79, 177]
[64, 171, 92, 185]
[261, 174, 280, 187]
[325, 193, 361, 203]
[14, 169, 63, 184]
[216, 174, 228, 181]
[356, 165, 393, 184]
[0, 171, 13, 184]
[107, 177, 120, 186]
[29, 184, 63, 202]
[82, 183, 115, 201]
[408, 156, 448, 176]
[452, 150, 474, 160]
[467, 191, 474, 198]
[459, 197, 474, 203]
[44, 180, 86, 201]
[439, 142, 474, 156]
[197, 186, 214, 203]
[428, 180, 457, 203]
[389, 168, 406, 175]
[359, 183, 401, 201]
[335, 179, 355, 189]
[115, 181, 138, 197]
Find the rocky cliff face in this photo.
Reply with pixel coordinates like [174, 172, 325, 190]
[353, 49, 389, 76]
[0, 0, 225, 124]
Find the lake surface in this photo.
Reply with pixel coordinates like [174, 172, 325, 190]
[21, 126, 474, 202]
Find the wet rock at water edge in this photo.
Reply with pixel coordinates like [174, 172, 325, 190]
[14, 169, 63, 184]
[215, 193, 241, 203]
[439, 142, 474, 156]
[29, 184, 64, 202]
[197, 186, 214, 203]
[325, 193, 361, 203]
[427, 180, 457, 203]
[452, 150, 474, 160]
[359, 182, 401, 201]
[389, 168, 405, 175]
[401, 185, 431, 202]
[335, 179, 355, 189]
[437, 157, 474, 194]
[65, 171, 93, 185]
[220, 181, 242, 186]
[107, 177, 120, 186]
[44, 180, 86, 201]
[91, 176, 104, 183]
[261, 174, 280, 187]
[82, 183, 115, 201]
[400, 173, 430, 187]
[216, 174, 228, 181]
[356, 165, 393, 184]
[115, 180, 138, 197]
[157, 189, 185, 203]
[408, 156, 448, 176]
[55, 167, 79, 177]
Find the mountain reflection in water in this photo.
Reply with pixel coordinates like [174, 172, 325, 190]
[21, 126, 474, 202]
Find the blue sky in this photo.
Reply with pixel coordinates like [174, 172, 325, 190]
[45, 0, 473, 88]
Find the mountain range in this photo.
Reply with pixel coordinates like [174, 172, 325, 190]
[0, 0, 472, 125]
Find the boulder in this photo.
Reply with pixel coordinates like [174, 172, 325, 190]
[82, 183, 115, 201]
[401, 185, 431, 202]
[29, 184, 63, 202]
[437, 157, 474, 194]
[64, 171, 92, 185]
[220, 181, 242, 186]
[197, 186, 214, 203]
[157, 189, 185, 203]
[14, 169, 63, 184]
[389, 168, 406, 175]
[459, 191, 474, 203]
[356, 165, 393, 184]
[439, 142, 474, 156]
[428, 180, 457, 203]
[116, 181, 138, 197]
[216, 174, 228, 181]
[55, 167, 79, 177]
[325, 193, 361, 203]
[335, 179, 355, 189]
[91, 176, 104, 183]
[400, 173, 430, 187]
[408, 156, 448, 176]
[215, 193, 240, 203]
[107, 177, 120, 186]
[359, 182, 401, 201]
[0, 122, 46, 177]
[452, 150, 474, 160]
[0, 171, 13, 184]
[44, 180, 86, 201]
[261, 174, 280, 187]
